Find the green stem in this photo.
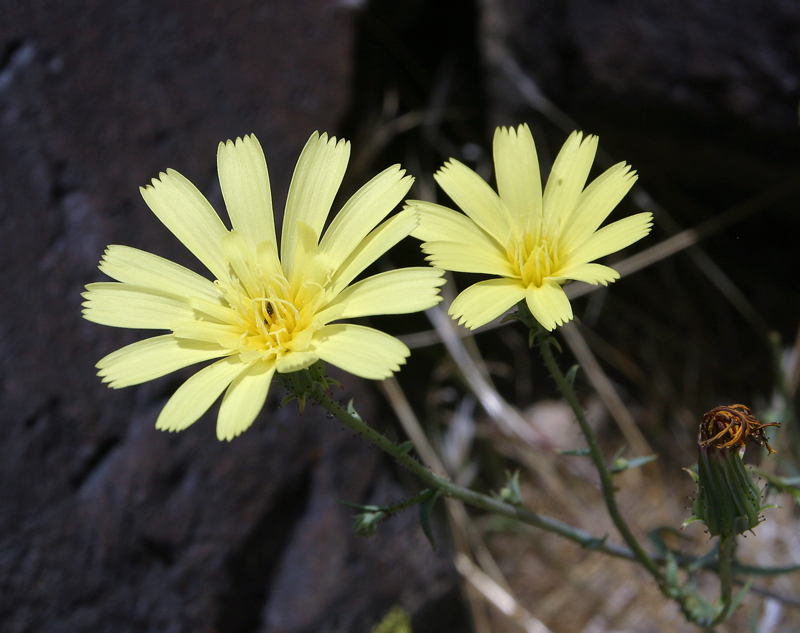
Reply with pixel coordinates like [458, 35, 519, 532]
[714, 535, 736, 624]
[531, 319, 663, 581]
[280, 362, 722, 626]
[278, 371, 636, 561]
[384, 489, 437, 515]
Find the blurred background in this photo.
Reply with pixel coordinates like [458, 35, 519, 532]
[1, 0, 800, 631]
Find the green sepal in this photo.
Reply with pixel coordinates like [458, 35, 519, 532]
[686, 446, 767, 537]
[306, 360, 340, 391]
[397, 440, 414, 456]
[277, 362, 336, 412]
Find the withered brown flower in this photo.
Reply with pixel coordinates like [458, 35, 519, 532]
[699, 404, 779, 454]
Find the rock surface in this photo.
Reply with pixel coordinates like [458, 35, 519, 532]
[481, 0, 800, 209]
[0, 2, 454, 632]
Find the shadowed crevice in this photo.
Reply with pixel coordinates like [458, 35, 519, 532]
[215, 467, 312, 633]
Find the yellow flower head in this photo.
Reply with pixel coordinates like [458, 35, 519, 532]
[83, 133, 444, 440]
[410, 124, 652, 330]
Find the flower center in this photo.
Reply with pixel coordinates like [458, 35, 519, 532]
[216, 265, 323, 362]
[510, 225, 562, 288]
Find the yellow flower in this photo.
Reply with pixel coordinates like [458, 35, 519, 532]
[409, 124, 652, 330]
[83, 133, 444, 440]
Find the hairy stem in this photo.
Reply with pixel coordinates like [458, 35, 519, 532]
[714, 535, 736, 624]
[531, 319, 663, 581]
[278, 370, 636, 561]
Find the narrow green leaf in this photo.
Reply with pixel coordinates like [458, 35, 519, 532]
[732, 561, 800, 576]
[564, 364, 580, 388]
[647, 526, 682, 556]
[728, 578, 753, 614]
[498, 470, 523, 506]
[419, 490, 441, 550]
[686, 541, 720, 574]
[337, 498, 383, 512]
[347, 399, 364, 422]
[583, 534, 608, 550]
[557, 448, 591, 457]
[664, 550, 679, 586]
[611, 454, 658, 474]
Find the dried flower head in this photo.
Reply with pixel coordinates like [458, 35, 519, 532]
[699, 404, 780, 454]
[683, 404, 779, 537]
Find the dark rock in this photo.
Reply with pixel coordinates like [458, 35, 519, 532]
[0, 2, 454, 632]
[481, 0, 800, 207]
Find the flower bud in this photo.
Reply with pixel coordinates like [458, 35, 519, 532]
[353, 510, 387, 538]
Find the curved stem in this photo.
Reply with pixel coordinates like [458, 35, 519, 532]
[278, 371, 636, 561]
[532, 320, 663, 581]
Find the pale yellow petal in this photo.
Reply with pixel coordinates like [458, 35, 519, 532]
[172, 320, 244, 348]
[449, 278, 527, 330]
[156, 357, 248, 433]
[188, 297, 239, 325]
[328, 208, 417, 296]
[217, 361, 275, 441]
[140, 169, 229, 280]
[319, 165, 413, 268]
[222, 231, 261, 295]
[217, 135, 277, 259]
[409, 200, 510, 269]
[316, 268, 444, 323]
[493, 124, 541, 226]
[99, 245, 220, 302]
[96, 335, 230, 388]
[281, 132, 350, 278]
[421, 240, 515, 277]
[558, 162, 638, 254]
[82, 283, 194, 329]
[189, 297, 240, 325]
[541, 132, 598, 228]
[568, 212, 653, 265]
[553, 263, 619, 286]
[313, 324, 409, 379]
[434, 159, 514, 244]
[275, 351, 319, 373]
[290, 221, 330, 304]
[256, 239, 284, 278]
[408, 200, 474, 242]
[525, 281, 573, 331]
